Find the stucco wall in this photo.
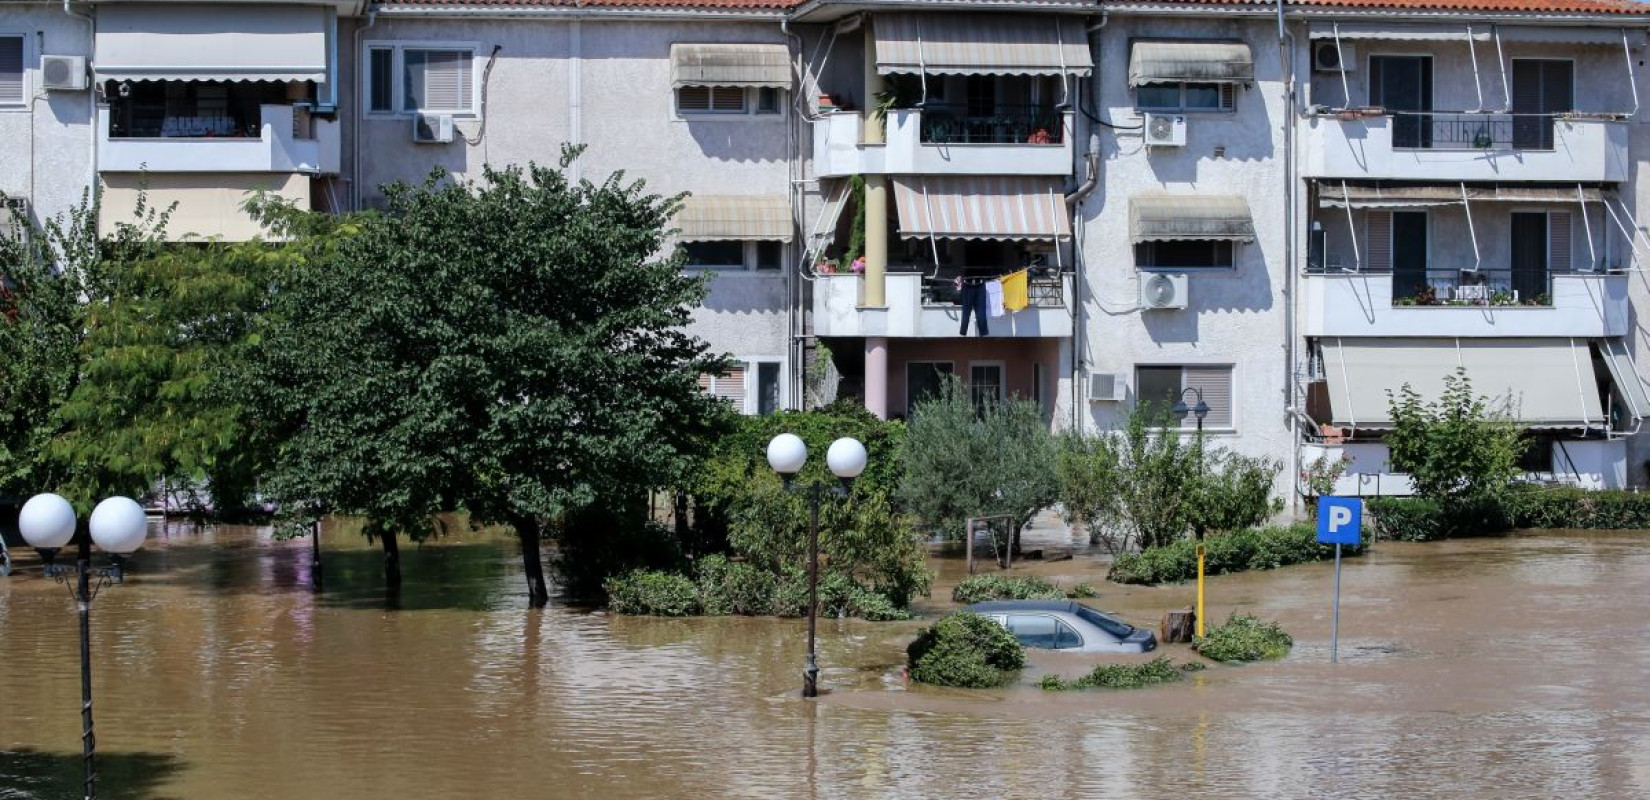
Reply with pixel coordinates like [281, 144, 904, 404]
[0, 4, 94, 229]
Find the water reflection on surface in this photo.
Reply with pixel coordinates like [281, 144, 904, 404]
[2, 521, 1649, 799]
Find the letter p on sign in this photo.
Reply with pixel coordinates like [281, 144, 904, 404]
[1316, 497, 1363, 546]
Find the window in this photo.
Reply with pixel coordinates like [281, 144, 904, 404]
[756, 87, 781, 114]
[1137, 82, 1235, 112]
[755, 241, 783, 271]
[969, 362, 1005, 408]
[363, 43, 478, 116]
[676, 85, 785, 118]
[698, 364, 747, 409]
[0, 35, 22, 107]
[1134, 365, 1234, 429]
[683, 241, 746, 270]
[1136, 240, 1235, 270]
[105, 80, 288, 138]
[1007, 615, 1081, 650]
[1053, 620, 1083, 649]
[757, 362, 781, 415]
[906, 362, 955, 417]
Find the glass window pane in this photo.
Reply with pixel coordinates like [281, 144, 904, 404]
[369, 48, 393, 112]
[1183, 83, 1222, 109]
[0, 36, 21, 105]
[1053, 620, 1083, 649]
[683, 240, 746, 269]
[757, 362, 781, 415]
[1138, 240, 1233, 269]
[756, 87, 781, 114]
[969, 364, 1003, 408]
[1006, 615, 1058, 649]
[403, 49, 427, 112]
[905, 362, 955, 417]
[1137, 85, 1180, 109]
[755, 240, 782, 271]
[1135, 366, 1183, 421]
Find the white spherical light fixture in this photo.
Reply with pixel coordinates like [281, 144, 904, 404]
[18, 493, 77, 550]
[766, 433, 808, 477]
[826, 437, 868, 480]
[88, 497, 148, 555]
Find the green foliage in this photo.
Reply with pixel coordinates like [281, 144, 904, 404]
[1037, 656, 1195, 691]
[604, 569, 702, 616]
[841, 176, 866, 268]
[1108, 524, 1360, 585]
[1366, 496, 1511, 542]
[906, 612, 1025, 688]
[1186, 450, 1285, 537]
[695, 554, 778, 616]
[1386, 369, 1525, 506]
[1300, 452, 1351, 507]
[950, 574, 1065, 604]
[552, 497, 688, 600]
[1506, 487, 1650, 530]
[900, 376, 1059, 542]
[1193, 613, 1293, 663]
[1065, 582, 1099, 599]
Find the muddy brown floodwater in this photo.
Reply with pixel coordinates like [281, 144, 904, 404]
[3, 522, 1650, 800]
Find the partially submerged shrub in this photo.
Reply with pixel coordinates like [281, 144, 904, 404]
[604, 570, 701, 616]
[951, 574, 1065, 604]
[1194, 613, 1293, 663]
[1038, 656, 1197, 691]
[1065, 582, 1100, 599]
[1109, 524, 1360, 586]
[695, 555, 777, 616]
[907, 612, 1025, 688]
[1367, 497, 1511, 542]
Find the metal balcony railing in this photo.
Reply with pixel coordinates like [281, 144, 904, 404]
[915, 103, 1065, 145]
[1388, 112, 1558, 151]
[919, 269, 1066, 308]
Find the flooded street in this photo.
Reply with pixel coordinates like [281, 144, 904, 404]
[3, 522, 1650, 799]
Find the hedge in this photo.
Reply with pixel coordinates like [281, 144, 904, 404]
[907, 612, 1025, 688]
[1365, 497, 1511, 542]
[1366, 488, 1650, 542]
[1506, 487, 1650, 530]
[1038, 656, 1203, 691]
[604, 556, 911, 620]
[1108, 524, 1365, 586]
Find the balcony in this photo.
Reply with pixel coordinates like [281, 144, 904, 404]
[812, 272, 1073, 338]
[98, 105, 341, 175]
[1302, 271, 1627, 338]
[1297, 112, 1627, 183]
[813, 107, 1075, 178]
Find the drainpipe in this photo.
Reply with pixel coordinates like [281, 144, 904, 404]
[351, 3, 378, 210]
[318, 6, 341, 113]
[1069, 12, 1106, 433]
[64, 0, 95, 212]
[783, 18, 803, 409]
[860, 18, 889, 419]
[1278, 0, 1301, 514]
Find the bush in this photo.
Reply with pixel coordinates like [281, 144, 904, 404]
[1385, 369, 1524, 506]
[695, 555, 777, 616]
[1038, 656, 1195, 691]
[604, 570, 701, 616]
[1188, 450, 1285, 536]
[1108, 524, 1358, 586]
[1194, 613, 1293, 662]
[906, 612, 1025, 688]
[1367, 496, 1511, 542]
[951, 574, 1066, 604]
[1065, 582, 1099, 599]
[1507, 487, 1650, 530]
[553, 498, 688, 600]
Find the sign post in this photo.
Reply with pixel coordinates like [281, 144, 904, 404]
[1316, 497, 1363, 664]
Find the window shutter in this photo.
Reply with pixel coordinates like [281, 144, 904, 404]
[1549, 211, 1572, 273]
[714, 365, 747, 409]
[0, 36, 22, 104]
[425, 51, 471, 111]
[697, 373, 713, 393]
[1219, 83, 1236, 110]
[711, 86, 746, 112]
[1184, 366, 1233, 428]
[1365, 211, 1393, 272]
[678, 85, 711, 111]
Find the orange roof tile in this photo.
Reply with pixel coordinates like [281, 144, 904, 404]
[1131, 0, 1649, 14]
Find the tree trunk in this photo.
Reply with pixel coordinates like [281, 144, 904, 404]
[381, 528, 402, 587]
[513, 514, 550, 607]
[673, 491, 691, 556]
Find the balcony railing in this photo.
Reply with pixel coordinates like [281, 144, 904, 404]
[97, 104, 341, 175]
[915, 103, 1065, 146]
[1309, 260, 1557, 306]
[1388, 112, 1561, 151]
[1300, 270, 1628, 338]
[1295, 112, 1627, 183]
[812, 271, 1073, 338]
[920, 269, 1066, 308]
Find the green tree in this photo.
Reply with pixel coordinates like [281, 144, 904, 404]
[1056, 405, 1200, 551]
[1185, 449, 1283, 537]
[1385, 368, 1524, 504]
[241, 152, 729, 605]
[899, 377, 1059, 551]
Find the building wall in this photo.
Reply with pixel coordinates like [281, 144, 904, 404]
[99, 172, 308, 240]
[885, 337, 1062, 418]
[0, 3, 94, 229]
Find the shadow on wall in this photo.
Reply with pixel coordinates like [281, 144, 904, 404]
[697, 272, 786, 314]
[0, 749, 186, 800]
[684, 120, 789, 164]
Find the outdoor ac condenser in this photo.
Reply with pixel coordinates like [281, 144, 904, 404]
[41, 56, 88, 91]
[1143, 113, 1186, 147]
[412, 113, 455, 144]
[1140, 273, 1189, 311]
[1088, 373, 1124, 403]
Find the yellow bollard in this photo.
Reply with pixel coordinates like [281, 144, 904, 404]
[1195, 544, 1206, 638]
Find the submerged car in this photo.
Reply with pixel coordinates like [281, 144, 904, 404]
[964, 600, 1158, 654]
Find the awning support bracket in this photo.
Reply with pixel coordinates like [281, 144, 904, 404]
[1462, 182, 1480, 273]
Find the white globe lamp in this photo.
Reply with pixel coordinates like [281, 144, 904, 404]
[766, 433, 808, 478]
[826, 437, 868, 481]
[88, 497, 148, 555]
[18, 493, 77, 550]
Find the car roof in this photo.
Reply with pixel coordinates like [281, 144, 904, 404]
[964, 600, 1089, 614]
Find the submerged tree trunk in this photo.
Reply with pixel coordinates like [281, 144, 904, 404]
[381, 528, 402, 587]
[512, 514, 551, 607]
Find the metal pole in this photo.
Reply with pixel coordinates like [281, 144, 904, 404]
[310, 520, 323, 591]
[1331, 542, 1343, 664]
[803, 482, 821, 698]
[76, 536, 97, 800]
[1195, 412, 1206, 638]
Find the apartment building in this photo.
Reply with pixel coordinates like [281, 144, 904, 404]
[5, 0, 1650, 499]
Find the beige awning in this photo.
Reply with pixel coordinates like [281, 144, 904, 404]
[1495, 27, 1630, 46]
[1128, 41, 1253, 87]
[1130, 195, 1255, 243]
[669, 43, 790, 89]
[1322, 337, 1604, 429]
[873, 14, 1092, 77]
[1307, 23, 1492, 42]
[1320, 184, 1605, 209]
[95, 4, 328, 83]
[892, 177, 1071, 241]
[1598, 338, 1650, 421]
[674, 195, 792, 242]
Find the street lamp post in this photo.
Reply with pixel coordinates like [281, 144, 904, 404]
[17, 493, 150, 800]
[766, 433, 868, 698]
[1171, 388, 1211, 638]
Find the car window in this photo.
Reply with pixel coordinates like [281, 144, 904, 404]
[1006, 614, 1058, 649]
[1053, 619, 1082, 649]
[1075, 606, 1135, 639]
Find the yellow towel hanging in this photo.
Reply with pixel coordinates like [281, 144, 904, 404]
[1000, 270, 1029, 312]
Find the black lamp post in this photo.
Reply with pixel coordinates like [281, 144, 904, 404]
[1171, 388, 1211, 637]
[766, 433, 868, 698]
[17, 493, 150, 800]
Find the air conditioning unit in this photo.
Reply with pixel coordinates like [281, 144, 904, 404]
[412, 113, 454, 144]
[41, 56, 88, 91]
[1140, 273, 1189, 310]
[1143, 113, 1186, 147]
[1313, 42, 1356, 72]
[1088, 373, 1124, 403]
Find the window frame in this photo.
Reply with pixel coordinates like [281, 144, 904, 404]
[681, 240, 787, 272]
[968, 360, 1007, 407]
[1135, 239, 1237, 271]
[1135, 81, 1235, 114]
[361, 40, 482, 119]
[905, 360, 956, 417]
[0, 32, 32, 111]
[674, 85, 788, 120]
[1132, 363, 1237, 432]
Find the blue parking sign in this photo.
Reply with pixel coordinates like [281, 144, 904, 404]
[1316, 497, 1363, 546]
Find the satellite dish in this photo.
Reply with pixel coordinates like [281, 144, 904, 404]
[1145, 274, 1177, 307]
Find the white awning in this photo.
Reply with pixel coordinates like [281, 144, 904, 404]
[1495, 27, 1631, 46]
[1128, 41, 1253, 87]
[892, 177, 1071, 241]
[1319, 184, 1604, 209]
[674, 195, 792, 242]
[670, 43, 790, 89]
[1322, 337, 1604, 430]
[95, 4, 328, 84]
[1130, 195, 1256, 243]
[1598, 338, 1650, 421]
[873, 14, 1092, 77]
[1307, 23, 1492, 42]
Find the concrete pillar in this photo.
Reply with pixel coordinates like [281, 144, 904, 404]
[860, 23, 888, 309]
[865, 337, 889, 419]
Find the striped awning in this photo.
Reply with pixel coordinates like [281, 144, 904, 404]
[95, 4, 328, 83]
[873, 14, 1092, 77]
[892, 177, 1071, 241]
[1321, 337, 1604, 430]
[1128, 41, 1253, 87]
[1320, 184, 1605, 208]
[1599, 338, 1650, 421]
[1307, 23, 1492, 42]
[1130, 195, 1255, 243]
[674, 195, 792, 242]
[670, 43, 790, 89]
